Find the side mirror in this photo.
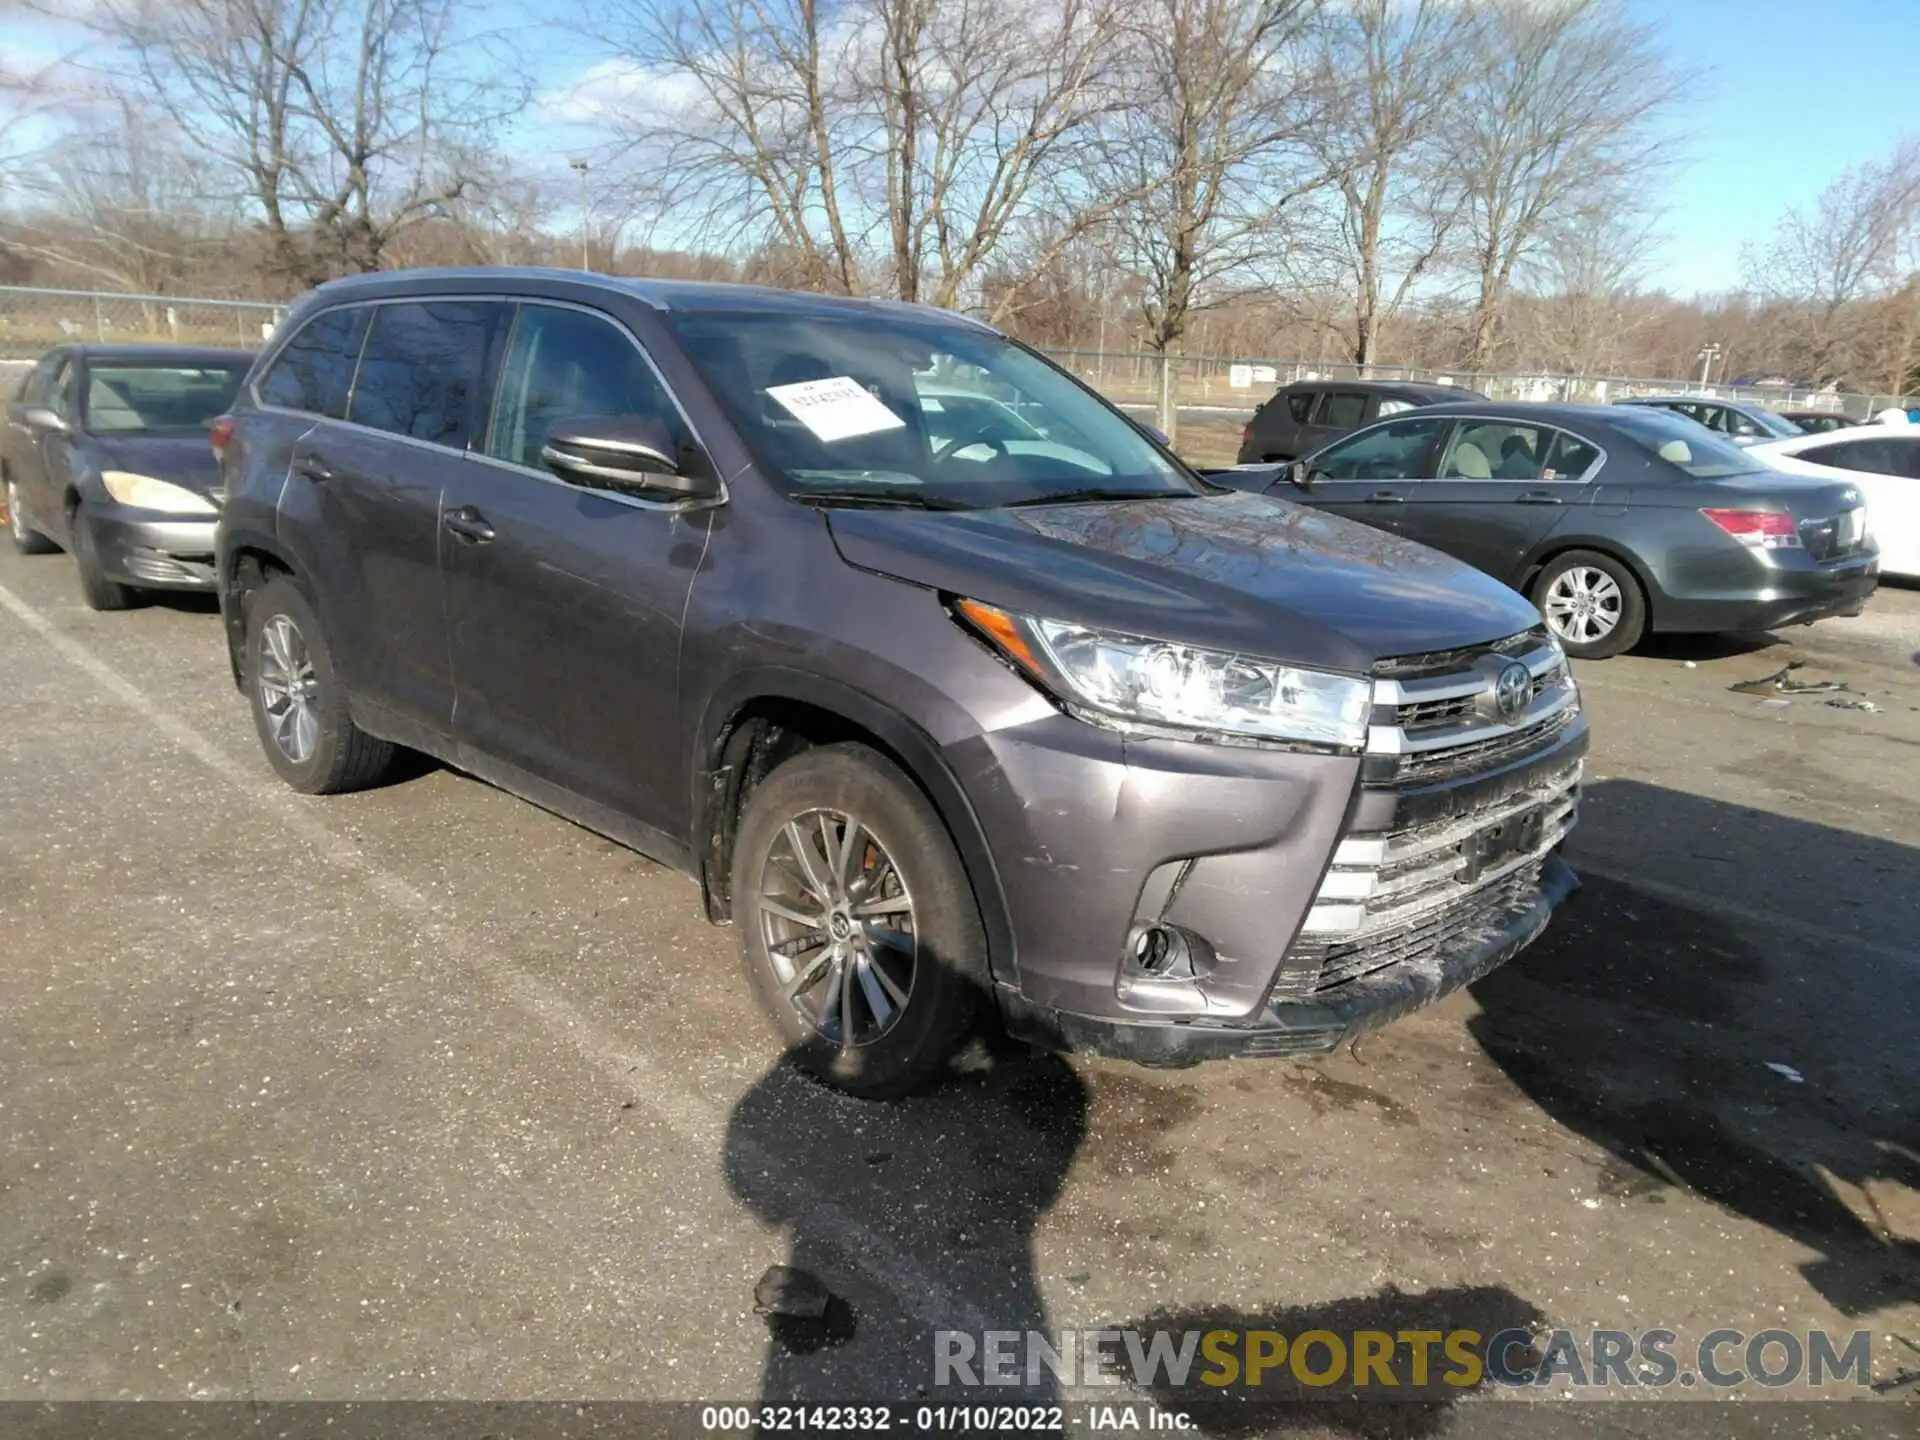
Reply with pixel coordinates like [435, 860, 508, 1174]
[540, 416, 718, 502]
[19, 405, 68, 434]
[1287, 459, 1311, 488]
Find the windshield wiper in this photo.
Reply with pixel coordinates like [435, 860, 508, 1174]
[996, 486, 1197, 508]
[792, 488, 973, 511]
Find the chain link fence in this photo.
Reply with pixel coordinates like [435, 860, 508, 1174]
[3, 287, 1913, 470]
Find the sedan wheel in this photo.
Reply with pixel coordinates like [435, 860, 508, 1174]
[256, 614, 321, 764]
[758, 808, 918, 1048]
[1543, 565, 1623, 647]
[7, 479, 56, 555]
[1530, 549, 1647, 660]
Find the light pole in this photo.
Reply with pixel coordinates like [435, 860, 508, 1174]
[1697, 342, 1722, 387]
[570, 158, 591, 271]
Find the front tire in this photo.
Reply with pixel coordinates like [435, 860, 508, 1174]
[7, 479, 57, 555]
[1532, 550, 1646, 660]
[732, 743, 987, 1099]
[70, 504, 137, 611]
[244, 576, 395, 794]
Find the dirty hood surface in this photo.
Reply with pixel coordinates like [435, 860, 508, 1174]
[826, 489, 1543, 673]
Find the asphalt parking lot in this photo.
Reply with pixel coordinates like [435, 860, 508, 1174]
[1, 544, 1917, 1436]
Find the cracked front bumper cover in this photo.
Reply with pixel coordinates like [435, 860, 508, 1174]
[1000, 853, 1579, 1065]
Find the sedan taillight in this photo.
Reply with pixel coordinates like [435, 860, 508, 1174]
[209, 415, 236, 462]
[1701, 508, 1802, 549]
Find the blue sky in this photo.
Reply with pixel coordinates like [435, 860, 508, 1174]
[7, 0, 1920, 298]
[1629, 0, 1920, 292]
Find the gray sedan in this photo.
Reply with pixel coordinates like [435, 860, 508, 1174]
[1209, 401, 1878, 658]
[5, 344, 251, 609]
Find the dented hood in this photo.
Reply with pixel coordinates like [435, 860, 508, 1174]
[825, 490, 1543, 673]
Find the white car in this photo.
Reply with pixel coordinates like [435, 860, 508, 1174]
[1748, 425, 1920, 579]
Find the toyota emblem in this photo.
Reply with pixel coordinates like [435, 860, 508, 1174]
[1493, 660, 1532, 722]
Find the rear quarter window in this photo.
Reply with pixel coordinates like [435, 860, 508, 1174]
[258, 307, 370, 419]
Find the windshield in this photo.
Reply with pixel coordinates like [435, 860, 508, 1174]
[1609, 409, 1762, 478]
[660, 310, 1195, 506]
[85, 364, 247, 434]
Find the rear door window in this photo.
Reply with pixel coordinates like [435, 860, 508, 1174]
[1438, 420, 1549, 480]
[485, 304, 682, 470]
[348, 301, 498, 448]
[258, 307, 370, 419]
[1310, 417, 1447, 480]
[1545, 431, 1600, 479]
[1285, 389, 1316, 423]
[1316, 391, 1369, 428]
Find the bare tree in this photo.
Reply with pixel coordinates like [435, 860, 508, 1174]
[1094, 0, 1325, 439]
[1451, 0, 1678, 371]
[1511, 199, 1654, 380]
[87, 0, 527, 286]
[1744, 139, 1920, 386]
[1302, 0, 1476, 369]
[583, 0, 1125, 309]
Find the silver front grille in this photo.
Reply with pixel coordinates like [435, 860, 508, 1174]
[1364, 633, 1579, 785]
[1300, 761, 1581, 939]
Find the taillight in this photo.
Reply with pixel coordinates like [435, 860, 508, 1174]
[209, 415, 236, 461]
[1701, 508, 1802, 549]
[1241, 421, 1253, 448]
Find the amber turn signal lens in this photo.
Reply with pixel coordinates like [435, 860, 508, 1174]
[954, 597, 1043, 674]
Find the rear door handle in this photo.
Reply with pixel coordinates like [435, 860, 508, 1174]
[1516, 490, 1563, 505]
[1365, 490, 1404, 504]
[293, 453, 335, 484]
[442, 506, 495, 544]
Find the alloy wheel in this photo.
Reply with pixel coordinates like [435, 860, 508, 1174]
[1543, 565, 1623, 646]
[757, 809, 917, 1048]
[256, 614, 320, 764]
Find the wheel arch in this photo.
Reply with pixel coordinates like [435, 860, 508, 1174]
[690, 668, 1016, 987]
[219, 530, 307, 689]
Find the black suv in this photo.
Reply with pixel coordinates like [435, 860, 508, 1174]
[1237, 380, 1479, 463]
[215, 269, 1584, 1096]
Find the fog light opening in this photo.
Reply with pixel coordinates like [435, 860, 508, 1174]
[1126, 922, 1193, 979]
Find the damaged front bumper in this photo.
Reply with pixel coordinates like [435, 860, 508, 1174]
[1002, 853, 1578, 1065]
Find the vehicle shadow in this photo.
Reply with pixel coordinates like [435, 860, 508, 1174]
[1627, 630, 1784, 663]
[1469, 778, 1920, 1318]
[724, 1007, 1088, 1410]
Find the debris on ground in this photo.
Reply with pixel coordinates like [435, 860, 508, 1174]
[1764, 1062, 1805, 1084]
[754, 1264, 832, 1318]
[1730, 661, 1856, 697]
[1824, 696, 1880, 712]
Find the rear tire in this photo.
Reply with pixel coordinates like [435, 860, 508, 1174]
[244, 576, 395, 794]
[1531, 549, 1646, 660]
[732, 743, 987, 1099]
[7, 479, 57, 555]
[70, 504, 138, 611]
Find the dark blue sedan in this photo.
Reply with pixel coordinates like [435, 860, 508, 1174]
[4, 344, 251, 608]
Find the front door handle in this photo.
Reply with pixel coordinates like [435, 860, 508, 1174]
[442, 506, 496, 544]
[1365, 490, 1405, 504]
[1516, 490, 1563, 505]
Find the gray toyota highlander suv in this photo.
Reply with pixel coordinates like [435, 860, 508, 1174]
[215, 268, 1585, 1097]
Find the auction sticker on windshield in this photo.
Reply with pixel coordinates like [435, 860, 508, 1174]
[767, 376, 907, 442]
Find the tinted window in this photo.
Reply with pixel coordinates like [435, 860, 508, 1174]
[259, 307, 369, 418]
[1318, 392, 1368, 428]
[1309, 418, 1446, 480]
[85, 365, 247, 433]
[487, 304, 680, 470]
[349, 301, 495, 447]
[1546, 431, 1600, 479]
[1286, 389, 1315, 423]
[1801, 436, 1920, 478]
[1609, 410, 1758, 479]
[1440, 420, 1548, 480]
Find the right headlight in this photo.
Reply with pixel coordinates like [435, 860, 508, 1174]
[100, 471, 217, 515]
[956, 599, 1371, 751]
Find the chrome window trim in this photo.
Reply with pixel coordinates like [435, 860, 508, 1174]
[247, 292, 729, 512]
